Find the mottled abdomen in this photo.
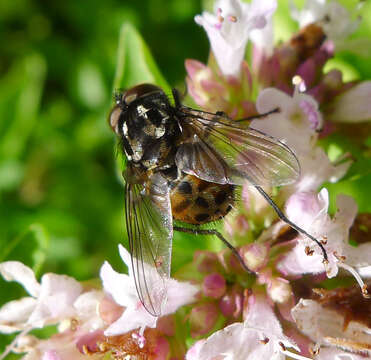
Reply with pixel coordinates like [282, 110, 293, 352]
[170, 174, 234, 225]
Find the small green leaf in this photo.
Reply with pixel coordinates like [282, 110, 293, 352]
[113, 23, 170, 94]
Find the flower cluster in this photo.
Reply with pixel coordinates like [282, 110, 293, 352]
[0, 247, 198, 359]
[1, 0, 371, 359]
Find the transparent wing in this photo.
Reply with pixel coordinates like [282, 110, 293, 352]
[175, 108, 300, 186]
[124, 169, 173, 316]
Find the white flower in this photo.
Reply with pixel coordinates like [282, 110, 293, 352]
[100, 244, 198, 336]
[253, 82, 350, 193]
[195, 0, 277, 76]
[186, 295, 310, 360]
[0, 262, 84, 360]
[16, 331, 104, 360]
[292, 299, 371, 357]
[254, 82, 322, 154]
[290, 0, 360, 44]
[0, 262, 82, 332]
[278, 189, 371, 296]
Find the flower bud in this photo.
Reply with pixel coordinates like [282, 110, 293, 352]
[189, 303, 219, 338]
[267, 277, 292, 304]
[203, 273, 226, 299]
[219, 286, 243, 318]
[240, 243, 269, 272]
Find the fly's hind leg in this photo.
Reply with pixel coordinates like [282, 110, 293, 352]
[173, 225, 255, 275]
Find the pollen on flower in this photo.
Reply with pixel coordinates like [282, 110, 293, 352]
[333, 251, 346, 261]
[93, 329, 165, 360]
[320, 235, 328, 245]
[259, 337, 270, 345]
[305, 246, 314, 256]
[309, 344, 320, 356]
[362, 284, 370, 299]
[228, 15, 237, 22]
[82, 345, 90, 355]
[70, 318, 79, 331]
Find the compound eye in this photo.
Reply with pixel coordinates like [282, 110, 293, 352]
[123, 83, 162, 105]
[108, 105, 122, 134]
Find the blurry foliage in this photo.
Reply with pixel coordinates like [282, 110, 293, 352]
[0, 0, 371, 356]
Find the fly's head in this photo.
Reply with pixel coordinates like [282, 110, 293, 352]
[109, 84, 180, 170]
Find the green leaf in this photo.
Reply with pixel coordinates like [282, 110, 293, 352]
[113, 23, 171, 94]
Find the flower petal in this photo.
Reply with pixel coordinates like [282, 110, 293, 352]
[100, 261, 137, 308]
[0, 262, 40, 297]
[328, 81, 371, 123]
[292, 298, 371, 353]
[0, 297, 37, 333]
[28, 273, 83, 327]
[104, 306, 157, 336]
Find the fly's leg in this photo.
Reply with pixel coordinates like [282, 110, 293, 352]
[235, 107, 280, 123]
[254, 185, 329, 262]
[172, 88, 182, 108]
[173, 226, 255, 275]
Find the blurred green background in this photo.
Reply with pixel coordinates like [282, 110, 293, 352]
[1, 0, 371, 356]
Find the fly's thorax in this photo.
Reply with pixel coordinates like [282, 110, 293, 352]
[169, 173, 235, 225]
[109, 84, 181, 171]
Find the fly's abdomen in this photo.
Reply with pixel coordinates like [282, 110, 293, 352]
[170, 174, 234, 225]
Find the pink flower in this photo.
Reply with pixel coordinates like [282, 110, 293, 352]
[254, 81, 322, 152]
[195, 0, 277, 76]
[0, 261, 82, 332]
[253, 82, 351, 193]
[292, 295, 371, 357]
[185, 294, 311, 360]
[100, 244, 199, 336]
[278, 189, 371, 297]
